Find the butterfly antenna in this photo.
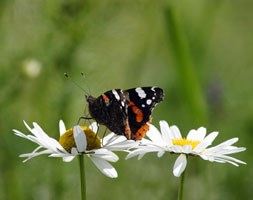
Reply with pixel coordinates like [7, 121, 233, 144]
[81, 72, 92, 96]
[64, 73, 90, 96]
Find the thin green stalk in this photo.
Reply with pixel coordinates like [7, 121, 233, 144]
[164, 4, 208, 125]
[177, 170, 186, 200]
[78, 155, 86, 200]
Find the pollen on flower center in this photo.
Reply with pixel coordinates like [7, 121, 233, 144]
[172, 138, 200, 149]
[59, 126, 101, 152]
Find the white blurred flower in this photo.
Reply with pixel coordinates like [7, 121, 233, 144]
[126, 120, 246, 177]
[22, 58, 42, 78]
[14, 121, 136, 178]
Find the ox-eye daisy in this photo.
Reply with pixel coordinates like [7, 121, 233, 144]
[126, 120, 246, 177]
[14, 120, 136, 178]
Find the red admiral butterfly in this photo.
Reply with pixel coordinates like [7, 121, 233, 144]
[86, 87, 164, 140]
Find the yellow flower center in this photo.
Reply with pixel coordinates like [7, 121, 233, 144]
[59, 126, 101, 153]
[172, 138, 200, 149]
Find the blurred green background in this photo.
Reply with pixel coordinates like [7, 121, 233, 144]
[1, 0, 252, 199]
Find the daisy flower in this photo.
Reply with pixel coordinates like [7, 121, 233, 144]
[126, 120, 246, 177]
[14, 120, 136, 178]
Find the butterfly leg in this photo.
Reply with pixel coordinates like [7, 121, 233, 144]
[77, 116, 93, 125]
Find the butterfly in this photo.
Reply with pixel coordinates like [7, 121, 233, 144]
[86, 87, 164, 140]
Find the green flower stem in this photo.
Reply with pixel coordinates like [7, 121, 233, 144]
[178, 170, 186, 200]
[164, 4, 208, 125]
[78, 155, 86, 200]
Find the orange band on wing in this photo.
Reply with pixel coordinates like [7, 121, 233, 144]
[128, 101, 135, 106]
[134, 124, 150, 140]
[128, 101, 143, 123]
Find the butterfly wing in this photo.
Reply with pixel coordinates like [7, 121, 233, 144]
[87, 87, 164, 140]
[87, 89, 130, 136]
[126, 87, 164, 139]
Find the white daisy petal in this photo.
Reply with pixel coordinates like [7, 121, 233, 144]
[170, 145, 182, 153]
[20, 149, 53, 162]
[218, 156, 246, 165]
[186, 129, 198, 140]
[105, 141, 137, 151]
[181, 145, 192, 154]
[73, 126, 87, 152]
[126, 149, 146, 160]
[205, 138, 239, 153]
[126, 120, 246, 177]
[23, 120, 33, 133]
[221, 147, 246, 155]
[170, 125, 182, 139]
[32, 122, 49, 139]
[13, 129, 27, 138]
[62, 156, 75, 162]
[71, 147, 79, 155]
[103, 134, 127, 146]
[102, 133, 139, 151]
[91, 149, 119, 162]
[89, 122, 99, 133]
[157, 151, 165, 157]
[196, 127, 207, 141]
[201, 154, 246, 166]
[187, 127, 206, 141]
[146, 124, 164, 144]
[194, 131, 218, 153]
[59, 120, 66, 136]
[102, 132, 116, 145]
[126, 144, 166, 160]
[159, 120, 173, 146]
[90, 157, 118, 178]
[173, 154, 187, 177]
[15, 120, 133, 178]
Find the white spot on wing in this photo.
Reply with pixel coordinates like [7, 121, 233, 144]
[112, 89, 120, 100]
[151, 87, 156, 92]
[146, 99, 152, 105]
[135, 87, 147, 99]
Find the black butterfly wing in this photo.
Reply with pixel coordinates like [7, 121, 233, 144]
[87, 89, 130, 136]
[102, 89, 130, 135]
[87, 87, 164, 140]
[126, 87, 164, 139]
